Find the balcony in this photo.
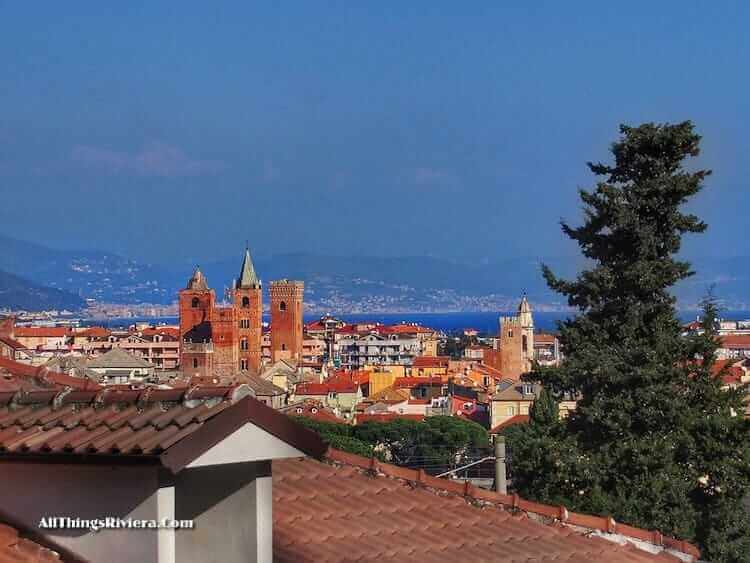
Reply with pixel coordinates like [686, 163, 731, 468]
[181, 342, 214, 354]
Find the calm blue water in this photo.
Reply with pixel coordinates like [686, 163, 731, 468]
[86, 310, 750, 335]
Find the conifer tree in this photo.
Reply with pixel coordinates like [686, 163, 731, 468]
[518, 121, 750, 560]
[684, 296, 750, 561]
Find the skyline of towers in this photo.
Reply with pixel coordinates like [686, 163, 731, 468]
[177, 248, 304, 377]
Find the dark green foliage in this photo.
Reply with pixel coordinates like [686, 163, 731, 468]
[529, 386, 558, 426]
[292, 416, 384, 459]
[294, 415, 488, 470]
[440, 334, 478, 359]
[515, 122, 750, 561]
[684, 297, 750, 559]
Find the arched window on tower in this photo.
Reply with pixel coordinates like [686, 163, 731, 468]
[522, 334, 528, 353]
[242, 296, 250, 308]
[279, 301, 287, 312]
[191, 297, 200, 308]
[241, 338, 248, 351]
[281, 343, 287, 351]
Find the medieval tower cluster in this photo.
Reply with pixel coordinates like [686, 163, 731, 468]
[497, 295, 535, 380]
[178, 249, 304, 377]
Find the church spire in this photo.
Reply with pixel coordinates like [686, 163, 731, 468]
[186, 266, 209, 291]
[518, 293, 533, 328]
[236, 247, 261, 289]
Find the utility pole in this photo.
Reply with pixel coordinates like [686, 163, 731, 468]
[495, 436, 507, 494]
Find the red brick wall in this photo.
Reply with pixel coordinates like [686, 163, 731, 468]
[270, 281, 304, 363]
[178, 289, 215, 341]
[211, 306, 237, 377]
[234, 287, 263, 374]
[499, 321, 525, 380]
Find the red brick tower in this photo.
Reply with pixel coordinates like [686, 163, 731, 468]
[270, 280, 304, 363]
[233, 248, 263, 374]
[178, 267, 216, 378]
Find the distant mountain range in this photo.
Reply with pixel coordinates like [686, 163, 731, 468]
[0, 268, 84, 311]
[0, 233, 748, 312]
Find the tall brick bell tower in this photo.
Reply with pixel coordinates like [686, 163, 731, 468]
[178, 267, 216, 378]
[233, 248, 263, 374]
[270, 280, 304, 363]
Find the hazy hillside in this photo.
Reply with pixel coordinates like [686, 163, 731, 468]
[0, 234, 178, 304]
[1, 233, 748, 310]
[0, 268, 84, 311]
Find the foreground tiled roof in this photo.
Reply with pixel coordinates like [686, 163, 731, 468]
[0, 522, 62, 562]
[273, 451, 698, 562]
[0, 384, 326, 471]
[0, 358, 100, 391]
[0, 335, 27, 350]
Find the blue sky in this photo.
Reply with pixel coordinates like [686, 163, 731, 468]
[1, 2, 748, 265]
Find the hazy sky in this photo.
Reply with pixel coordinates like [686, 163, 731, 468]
[1, 2, 748, 266]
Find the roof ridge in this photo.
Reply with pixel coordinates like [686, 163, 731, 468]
[323, 447, 700, 561]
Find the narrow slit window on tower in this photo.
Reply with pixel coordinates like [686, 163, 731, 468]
[241, 338, 248, 351]
[279, 301, 287, 312]
[191, 297, 200, 308]
[193, 358, 198, 369]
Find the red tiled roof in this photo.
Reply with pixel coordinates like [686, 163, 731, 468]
[75, 327, 111, 338]
[534, 333, 557, 344]
[0, 335, 27, 350]
[282, 400, 342, 423]
[0, 385, 326, 470]
[412, 355, 450, 368]
[273, 450, 698, 562]
[139, 327, 180, 339]
[0, 358, 99, 392]
[490, 414, 531, 433]
[329, 370, 371, 385]
[720, 334, 750, 348]
[296, 381, 359, 395]
[14, 327, 70, 338]
[0, 522, 61, 562]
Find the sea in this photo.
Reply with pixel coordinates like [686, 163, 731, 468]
[83, 310, 750, 335]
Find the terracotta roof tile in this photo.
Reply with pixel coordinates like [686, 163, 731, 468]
[0, 383, 325, 465]
[720, 334, 750, 348]
[14, 327, 70, 338]
[0, 522, 61, 562]
[272, 452, 698, 562]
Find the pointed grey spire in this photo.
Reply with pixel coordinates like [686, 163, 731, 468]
[236, 248, 261, 289]
[186, 266, 209, 290]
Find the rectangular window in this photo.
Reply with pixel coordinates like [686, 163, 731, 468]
[506, 406, 515, 416]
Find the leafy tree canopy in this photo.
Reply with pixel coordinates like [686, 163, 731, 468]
[516, 122, 750, 561]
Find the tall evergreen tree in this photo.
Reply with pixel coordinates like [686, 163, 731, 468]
[684, 296, 750, 561]
[517, 121, 750, 560]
